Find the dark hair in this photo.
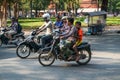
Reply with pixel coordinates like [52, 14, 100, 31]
[75, 21, 81, 26]
[11, 17, 17, 21]
[67, 18, 74, 24]
[56, 15, 61, 19]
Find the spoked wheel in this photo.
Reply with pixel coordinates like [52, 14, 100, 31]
[0, 39, 2, 47]
[16, 44, 30, 59]
[76, 49, 91, 65]
[38, 50, 55, 66]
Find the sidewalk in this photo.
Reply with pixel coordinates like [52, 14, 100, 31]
[23, 26, 120, 36]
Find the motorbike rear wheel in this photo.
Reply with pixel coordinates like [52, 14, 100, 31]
[38, 51, 55, 66]
[76, 49, 91, 65]
[16, 44, 30, 59]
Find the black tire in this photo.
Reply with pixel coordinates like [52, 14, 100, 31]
[76, 49, 91, 65]
[38, 50, 55, 66]
[16, 44, 30, 59]
[0, 39, 2, 47]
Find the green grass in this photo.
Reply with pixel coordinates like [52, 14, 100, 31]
[7, 17, 120, 29]
[7, 18, 56, 29]
[106, 17, 120, 26]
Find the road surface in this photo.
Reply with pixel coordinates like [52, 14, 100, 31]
[0, 32, 120, 80]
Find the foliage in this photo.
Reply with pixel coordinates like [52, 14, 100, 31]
[108, 0, 120, 13]
[116, 2, 120, 10]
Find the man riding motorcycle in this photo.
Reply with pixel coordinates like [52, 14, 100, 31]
[60, 16, 70, 36]
[37, 13, 53, 48]
[60, 17, 79, 61]
[53, 15, 63, 29]
[38, 17, 92, 66]
[5, 17, 22, 41]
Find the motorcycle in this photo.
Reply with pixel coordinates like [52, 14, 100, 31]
[38, 29, 92, 66]
[0, 27, 25, 47]
[16, 28, 53, 59]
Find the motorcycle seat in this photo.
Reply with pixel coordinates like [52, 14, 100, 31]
[77, 42, 89, 50]
[79, 42, 88, 46]
[12, 32, 24, 37]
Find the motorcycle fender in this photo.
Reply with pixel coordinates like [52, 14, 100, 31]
[77, 44, 92, 54]
[40, 46, 57, 59]
[41, 46, 51, 52]
[18, 41, 27, 46]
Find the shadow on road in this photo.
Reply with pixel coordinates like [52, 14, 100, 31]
[0, 46, 17, 60]
[85, 33, 120, 54]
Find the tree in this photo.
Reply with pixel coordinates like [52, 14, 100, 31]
[107, 0, 120, 15]
[101, 0, 108, 12]
[116, 2, 120, 10]
[13, 0, 19, 18]
[101, 0, 108, 19]
[0, 0, 7, 27]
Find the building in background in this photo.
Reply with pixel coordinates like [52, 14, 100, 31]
[38, 0, 100, 17]
[78, 0, 100, 13]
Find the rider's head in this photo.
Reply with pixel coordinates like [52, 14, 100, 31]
[55, 15, 61, 21]
[62, 16, 68, 23]
[42, 13, 50, 21]
[11, 17, 17, 22]
[75, 21, 81, 29]
[67, 18, 74, 26]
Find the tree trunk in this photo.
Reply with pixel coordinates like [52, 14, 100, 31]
[14, 1, 19, 19]
[101, 0, 108, 12]
[35, 0, 38, 17]
[101, 0, 108, 19]
[30, 0, 32, 18]
[0, 10, 3, 27]
[0, 0, 7, 27]
[8, 3, 11, 18]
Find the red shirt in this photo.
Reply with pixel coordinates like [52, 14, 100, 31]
[77, 28, 83, 41]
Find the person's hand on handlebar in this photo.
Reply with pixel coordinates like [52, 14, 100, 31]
[60, 36, 64, 39]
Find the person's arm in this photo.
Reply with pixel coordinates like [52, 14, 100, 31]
[39, 22, 46, 30]
[63, 27, 76, 38]
[38, 21, 52, 34]
[60, 26, 70, 36]
[13, 22, 18, 32]
[36, 23, 46, 34]
[53, 22, 56, 29]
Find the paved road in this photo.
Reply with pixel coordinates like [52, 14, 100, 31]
[0, 32, 120, 80]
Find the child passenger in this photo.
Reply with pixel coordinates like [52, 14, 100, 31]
[73, 21, 83, 61]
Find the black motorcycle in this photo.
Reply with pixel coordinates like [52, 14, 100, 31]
[38, 29, 92, 66]
[0, 27, 25, 47]
[16, 29, 53, 59]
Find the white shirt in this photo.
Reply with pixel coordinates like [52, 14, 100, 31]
[39, 21, 53, 35]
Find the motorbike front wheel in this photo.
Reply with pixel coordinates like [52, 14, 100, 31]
[76, 49, 91, 65]
[38, 50, 55, 66]
[16, 44, 30, 59]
